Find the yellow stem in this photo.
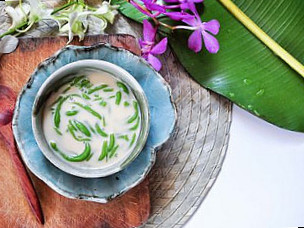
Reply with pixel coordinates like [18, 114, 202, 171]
[218, 0, 304, 78]
[159, 21, 175, 30]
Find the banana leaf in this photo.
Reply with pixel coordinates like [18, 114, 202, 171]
[113, 0, 304, 132]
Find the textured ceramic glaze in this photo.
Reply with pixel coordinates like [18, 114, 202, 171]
[12, 44, 176, 203]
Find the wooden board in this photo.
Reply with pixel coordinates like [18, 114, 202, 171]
[0, 35, 150, 228]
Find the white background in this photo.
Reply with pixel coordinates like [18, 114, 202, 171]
[186, 105, 304, 228]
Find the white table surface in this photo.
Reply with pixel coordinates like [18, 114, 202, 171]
[185, 105, 304, 228]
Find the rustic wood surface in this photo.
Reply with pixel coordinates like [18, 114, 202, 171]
[0, 85, 44, 224]
[0, 35, 150, 228]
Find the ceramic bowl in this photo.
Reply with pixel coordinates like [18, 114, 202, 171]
[32, 60, 150, 178]
[12, 43, 176, 203]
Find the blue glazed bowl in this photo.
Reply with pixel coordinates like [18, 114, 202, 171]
[12, 44, 176, 203]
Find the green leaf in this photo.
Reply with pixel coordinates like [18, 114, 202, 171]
[171, 0, 304, 132]
[114, 0, 304, 132]
[112, 0, 149, 22]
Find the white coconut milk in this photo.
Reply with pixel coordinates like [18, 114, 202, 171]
[42, 70, 141, 169]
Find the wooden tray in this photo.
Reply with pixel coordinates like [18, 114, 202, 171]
[0, 35, 150, 228]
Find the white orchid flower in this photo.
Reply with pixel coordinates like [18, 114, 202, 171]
[0, 35, 19, 56]
[60, 10, 89, 44]
[2, 0, 119, 44]
[53, 3, 84, 30]
[92, 2, 119, 24]
[16, 0, 53, 33]
[5, 3, 30, 31]
[27, 0, 53, 23]
[81, 1, 118, 33]
[4, 0, 52, 34]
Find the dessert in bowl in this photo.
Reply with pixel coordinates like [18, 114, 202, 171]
[32, 60, 150, 178]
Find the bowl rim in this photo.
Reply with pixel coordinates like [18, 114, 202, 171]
[32, 59, 150, 178]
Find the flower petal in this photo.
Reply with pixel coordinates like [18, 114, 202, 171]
[67, 12, 78, 44]
[151, 37, 167, 55]
[0, 35, 19, 54]
[182, 15, 198, 26]
[147, 54, 162, 71]
[163, 0, 179, 2]
[188, 29, 202, 53]
[143, 19, 156, 42]
[202, 31, 220, 53]
[16, 3, 30, 17]
[188, 2, 200, 16]
[203, 19, 220, 35]
[138, 39, 145, 49]
[180, 2, 190, 10]
[5, 6, 19, 26]
[5, 4, 29, 29]
[144, 1, 165, 13]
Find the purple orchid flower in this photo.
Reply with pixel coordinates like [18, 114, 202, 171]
[142, 0, 166, 13]
[129, 0, 194, 21]
[164, 0, 203, 11]
[130, 0, 165, 17]
[139, 20, 168, 71]
[182, 12, 220, 53]
[130, 0, 220, 56]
